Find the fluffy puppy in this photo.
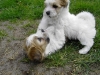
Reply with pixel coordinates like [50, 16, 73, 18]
[24, 26, 65, 62]
[37, 0, 96, 54]
[24, 34, 48, 61]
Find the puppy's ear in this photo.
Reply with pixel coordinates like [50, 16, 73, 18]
[34, 50, 42, 62]
[28, 47, 42, 62]
[60, 0, 68, 7]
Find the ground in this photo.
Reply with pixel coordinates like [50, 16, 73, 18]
[0, 20, 100, 75]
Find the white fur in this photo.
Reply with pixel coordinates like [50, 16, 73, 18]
[26, 34, 37, 46]
[27, 0, 96, 56]
[37, 0, 96, 55]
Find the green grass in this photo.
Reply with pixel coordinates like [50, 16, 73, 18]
[0, 0, 44, 20]
[0, 0, 100, 74]
[0, 30, 7, 39]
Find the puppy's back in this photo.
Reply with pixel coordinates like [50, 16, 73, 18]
[76, 11, 95, 28]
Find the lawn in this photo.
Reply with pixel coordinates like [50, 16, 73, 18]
[0, 0, 100, 74]
[0, 0, 44, 20]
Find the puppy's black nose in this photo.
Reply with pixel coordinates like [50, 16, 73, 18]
[46, 11, 50, 15]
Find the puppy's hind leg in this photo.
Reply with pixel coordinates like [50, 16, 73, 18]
[79, 38, 94, 54]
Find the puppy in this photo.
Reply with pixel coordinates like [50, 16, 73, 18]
[37, 0, 96, 54]
[24, 34, 48, 61]
[24, 26, 65, 62]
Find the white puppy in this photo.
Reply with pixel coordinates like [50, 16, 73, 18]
[37, 0, 96, 54]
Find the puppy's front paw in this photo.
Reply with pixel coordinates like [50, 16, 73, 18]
[44, 51, 51, 57]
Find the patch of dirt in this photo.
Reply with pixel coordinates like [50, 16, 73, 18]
[0, 20, 100, 75]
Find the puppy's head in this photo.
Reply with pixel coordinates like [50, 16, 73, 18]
[44, 0, 69, 17]
[24, 34, 48, 62]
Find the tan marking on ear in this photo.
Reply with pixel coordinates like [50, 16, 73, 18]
[53, 2, 61, 8]
[28, 47, 34, 60]
[28, 47, 36, 60]
[28, 46, 43, 61]
[56, 0, 68, 7]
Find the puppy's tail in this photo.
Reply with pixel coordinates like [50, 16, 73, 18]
[76, 11, 95, 28]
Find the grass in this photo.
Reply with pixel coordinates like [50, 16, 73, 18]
[0, 30, 7, 39]
[0, 0, 44, 20]
[0, 0, 100, 74]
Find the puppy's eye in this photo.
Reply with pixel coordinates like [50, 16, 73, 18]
[37, 38, 42, 42]
[53, 5, 58, 8]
